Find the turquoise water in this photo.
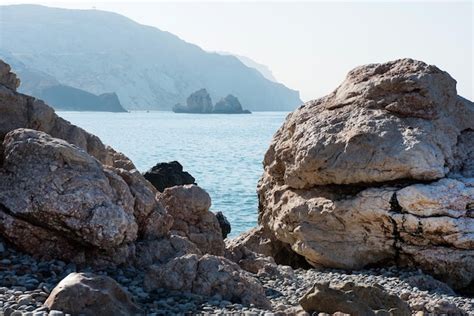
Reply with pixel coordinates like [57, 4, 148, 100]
[58, 111, 288, 237]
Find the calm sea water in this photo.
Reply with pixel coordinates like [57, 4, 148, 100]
[58, 111, 288, 237]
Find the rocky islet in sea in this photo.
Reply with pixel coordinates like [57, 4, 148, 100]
[0, 58, 473, 315]
[173, 89, 251, 114]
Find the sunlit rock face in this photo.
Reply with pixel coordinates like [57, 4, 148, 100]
[254, 58, 474, 289]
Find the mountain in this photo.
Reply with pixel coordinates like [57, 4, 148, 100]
[218, 52, 278, 82]
[0, 47, 127, 112]
[0, 5, 302, 111]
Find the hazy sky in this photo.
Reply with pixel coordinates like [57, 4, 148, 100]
[2, 1, 473, 101]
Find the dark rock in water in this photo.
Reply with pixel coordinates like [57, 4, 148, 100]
[143, 161, 196, 192]
[173, 90, 251, 114]
[215, 211, 231, 239]
[173, 89, 213, 113]
[213, 94, 251, 114]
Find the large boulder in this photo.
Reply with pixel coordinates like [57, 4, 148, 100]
[44, 272, 142, 316]
[253, 59, 474, 289]
[299, 282, 411, 316]
[143, 161, 196, 192]
[0, 128, 172, 264]
[144, 254, 271, 309]
[157, 185, 225, 256]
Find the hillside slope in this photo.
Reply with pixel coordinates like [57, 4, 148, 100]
[0, 5, 302, 111]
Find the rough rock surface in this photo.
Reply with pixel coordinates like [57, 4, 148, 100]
[143, 161, 196, 192]
[0, 128, 173, 264]
[213, 94, 251, 114]
[215, 211, 231, 239]
[157, 185, 225, 256]
[299, 282, 411, 315]
[173, 88, 213, 113]
[44, 273, 142, 316]
[252, 58, 474, 289]
[0, 60, 20, 90]
[143, 254, 271, 309]
[0, 60, 135, 170]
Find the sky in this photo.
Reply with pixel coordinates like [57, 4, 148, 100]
[2, 0, 473, 101]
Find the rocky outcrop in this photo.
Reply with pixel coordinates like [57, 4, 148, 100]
[173, 89, 251, 114]
[157, 185, 225, 256]
[44, 273, 142, 316]
[143, 161, 196, 192]
[0, 60, 135, 170]
[37, 85, 127, 112]
[213, 94, 251, 114]
[0, 60, 19, 90]
[144, 254, 271, 309]
[173, 88, 213, 113]
[299, 282, 411, 315]
[215, 211, 231, 239]
[246, 58, 474, 289]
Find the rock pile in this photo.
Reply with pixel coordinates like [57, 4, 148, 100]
[237, 58, 474, 291]
[1, 58, 473, 315]
[0, 59, 270, 310]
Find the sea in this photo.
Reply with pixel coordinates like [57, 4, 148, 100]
[58, 111, 289, 237]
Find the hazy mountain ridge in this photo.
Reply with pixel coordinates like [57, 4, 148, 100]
[0, 5, 302, 111]
[0, 51, 126, 112]
[217, 52, 278, 82]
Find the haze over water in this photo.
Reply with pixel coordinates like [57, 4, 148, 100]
[59, 111, 288, 237]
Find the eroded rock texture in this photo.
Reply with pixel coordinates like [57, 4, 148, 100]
[157, 185, 225, 256]
[299, 282, 411, 316]
[251, 58, 474, 289]
[144, 254, 271, 309]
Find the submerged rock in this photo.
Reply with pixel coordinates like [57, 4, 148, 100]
[238, 58, 474, 289]
[143, 161, 196, 192]
[44, 272, 142, 316]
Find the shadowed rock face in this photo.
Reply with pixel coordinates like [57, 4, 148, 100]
[143, 161, 196, 192]
[236, 58, 474, 290]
